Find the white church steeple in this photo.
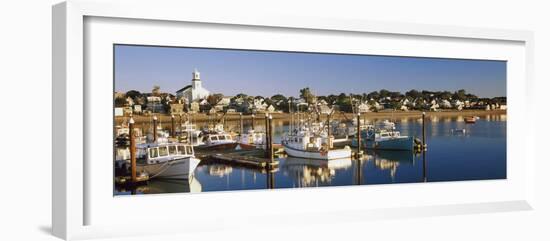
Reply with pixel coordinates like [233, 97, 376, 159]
[192, 68, 201, 89]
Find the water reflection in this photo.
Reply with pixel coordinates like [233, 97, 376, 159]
[371, 150, 415, 181]
[116, 176, 202, 195]
[283, 157, 352, 187]
[114, 113, 506, 195]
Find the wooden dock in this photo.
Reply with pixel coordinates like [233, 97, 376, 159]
[195, 149, 279, 169]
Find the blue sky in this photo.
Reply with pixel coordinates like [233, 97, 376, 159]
[114, 45, 506, 98]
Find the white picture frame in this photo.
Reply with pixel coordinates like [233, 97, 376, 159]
[52, 0, 535, 240]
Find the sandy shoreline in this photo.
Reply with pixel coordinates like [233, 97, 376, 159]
[115, 109, 506, 125]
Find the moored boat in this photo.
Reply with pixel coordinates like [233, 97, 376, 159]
[237, 129, 266, 149]
[135, 142, 201, 179]
[177, 122, 204, 146]
[283, 127, 352, 160]
[198, 133, 238, 150]
[464, 116, 476, 123]
[352, 121, 416, 151]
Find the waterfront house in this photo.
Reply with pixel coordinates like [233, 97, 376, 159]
[176, 69, 211, 104]
[430, 102, 439, 111]
[266, 104, 276, 113]
[133, 105, 142, 114]
[146, 96, 164, 113]
[189, 101, 200, 113]
[170, 103, 184, 115]
[358, 102, 370, 113]
[317, 103, 332, 114]
[115, 107, 124, 117]
[123, 107, 133, 116]
[439, 99, 452, 109]
[126, 96, 134, 106]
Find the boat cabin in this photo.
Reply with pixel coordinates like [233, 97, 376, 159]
[203, 134, 234, 144]
[136, 143, 195, 165]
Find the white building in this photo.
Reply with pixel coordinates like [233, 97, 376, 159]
[176, 69, 211, 104]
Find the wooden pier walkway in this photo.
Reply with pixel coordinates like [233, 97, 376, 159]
[195, 149, 279, 169]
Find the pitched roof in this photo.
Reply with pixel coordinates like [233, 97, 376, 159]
[176, 85, 192, 93]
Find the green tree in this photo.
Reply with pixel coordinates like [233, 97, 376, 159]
[299, 87, 316, 105]
[152, 85, 161, 96]
[207, 93, 224, 106]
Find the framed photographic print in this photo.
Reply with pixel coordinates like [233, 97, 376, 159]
[53, 0, 535, 240]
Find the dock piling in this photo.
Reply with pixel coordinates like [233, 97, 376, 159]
[251, 114, 255, 131]
[269, 115, 274, 160]
[422, 112, 426, 149]
[153, 115, 158, 143]
[129, 118, 137, 182]
[264, 113, 270, 158]
[356, 112, 362, 157]
[171, 114, 175, 137]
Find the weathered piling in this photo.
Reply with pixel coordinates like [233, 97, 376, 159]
[153, 115, 158, 143]
[129, 118, 137, 182]
[171, 114, 175, 137]
[269, 115, 274, 160]
[422, 149, 427, 182]
[264, 113, 270, 158]
[356, 112, 362, 157]
[356, 157, 362, 185]
[422, 112, 426, 149]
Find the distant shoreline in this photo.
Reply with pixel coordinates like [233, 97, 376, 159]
[115, 109, 506, 126]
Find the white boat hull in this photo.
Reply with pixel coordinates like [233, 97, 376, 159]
[283, 144, 351, 160]
[137, 157, 201, 179]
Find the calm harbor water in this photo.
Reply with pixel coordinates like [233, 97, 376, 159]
[115, 113, 506, 195]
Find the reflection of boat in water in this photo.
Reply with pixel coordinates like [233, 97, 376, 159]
[237, 128, 266, 150]
[372, 150, 415, 179]
[284, 156, 352, 170]
[135, 142, 201, 179]
[207, 164, 233, 177]
[283, 156, 352, 187]
[132, 176, 202, 194]
[375, 150, 415, 164]
[450, 128, 466, 135]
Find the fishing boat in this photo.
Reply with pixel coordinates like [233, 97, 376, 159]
[464, 116, 476, 124]
[282, 127, 352, 160]
[352, 121, 417, 151]
[115, 125, 145, 146]
[177, 122, 204, 146]
[135, 142, 201, 179]
[451, 128, 466, 134]
[198, 133, 238, 150]
[237, 129, 266, 150]
[146, 125, 170, 143]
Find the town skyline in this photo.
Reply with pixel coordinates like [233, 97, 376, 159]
[114, 45, 507, 98]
